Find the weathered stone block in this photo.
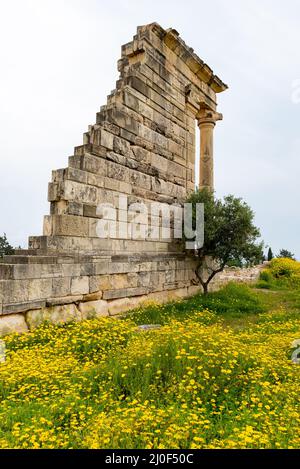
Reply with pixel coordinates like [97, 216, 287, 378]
[100, 129, 114, 150]
[0, 314, 28, 337]
[26, 304, 81, 330]
[44, 215, 89, 237]
[1, 280, 30, 303]
[108, 296, 147, 316]
[71, 277, 89, 295]
[103, 286, 149, 300]
[2, 300, 46, 315]
[28, 278, 53, 301]
[79, 300, 109, 319]
[46, 295, 83, 306]
[83, 291, 103, 302]
[89, 275, 111, 293]
[52, 277, 71, 297]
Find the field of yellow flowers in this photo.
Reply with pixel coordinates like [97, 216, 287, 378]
[0, 275, 300, 449]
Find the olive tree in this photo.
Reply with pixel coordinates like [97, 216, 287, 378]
[185, 189, 263, 294]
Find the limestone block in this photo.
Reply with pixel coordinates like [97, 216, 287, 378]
[0, 314, 28, 337]
[2, 300, 46, 315]
[1, 279, 30, 303]
[108, 263, 127, 275]
[100, 129, 114, 150]
[48, 182, 58, 201]
[46, 295, 83, 306]
[61, 264, 82, 278]
[107, 161, 130, 183]
[28, 278, 53, 301]
[110, 273, 130, 290]
[103, 286, 149, 300]
[86, 172, 105, 188]
[78, 154, 107, 176]
[102, 121, 120, 136]
[89, 275, 111, 293]
[120, 128, 136, 144]
[71, 277, 89, 295]
[104, 177, 121, 192]
[89, 127, 101, 146]
[131, 146, 150, 163]
[113, 136, 133, 157]
[119, 181, 132, 194]
[52, 277, 71, 297]
[26, 304, 81, 329]
[147, 288, 188, 304]
[108, 296, 147, 316]
[93, 261, 110, 275]
[82, 291, 103, 302]
[137, 271, 151, 287]
[11, 263, 62, 280]
[105, 107, 140, 135]
[79, 300, 109, 319]
[80, 263, 96, 276]
[44, 215, 89, 237]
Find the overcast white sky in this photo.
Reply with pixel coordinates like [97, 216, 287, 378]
[0, 0, 300, 257]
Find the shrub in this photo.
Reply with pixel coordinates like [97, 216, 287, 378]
[255, 280, 273, 290]
[259, 270, 273, 283]
[256, 258, 300, 290]
[269, 258, 300, 279]
[0, 233, 14, 258]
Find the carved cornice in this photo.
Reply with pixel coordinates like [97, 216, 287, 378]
[141, 23, 228, 94]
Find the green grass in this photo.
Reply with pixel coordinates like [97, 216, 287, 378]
[128, 282, 267, 326]
[0, 281, 300, 448]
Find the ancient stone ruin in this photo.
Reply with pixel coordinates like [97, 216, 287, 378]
[0, 23, 228, 336]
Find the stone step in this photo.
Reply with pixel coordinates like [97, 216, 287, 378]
[14, 249, 38, 256]
[3, 255, 60, 265]
[28, 235, 182, 254]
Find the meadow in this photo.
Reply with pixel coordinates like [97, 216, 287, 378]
[0, 259, 299, 449]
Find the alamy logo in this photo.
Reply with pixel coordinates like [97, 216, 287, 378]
[95, 195, 204, 250]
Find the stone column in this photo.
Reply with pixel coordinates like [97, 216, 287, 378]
[197, 109, 223, 191]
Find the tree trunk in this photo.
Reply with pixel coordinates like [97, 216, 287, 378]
[195, 257, 227, 296]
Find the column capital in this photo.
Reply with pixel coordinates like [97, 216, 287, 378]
[197, 109, 223, 127]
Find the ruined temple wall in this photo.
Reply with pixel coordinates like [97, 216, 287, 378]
[29, 23, 219, 253]
[0, 23, 227, 333]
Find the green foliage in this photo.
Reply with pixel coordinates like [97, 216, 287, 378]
[269, 258, 300, 278]
[186, 189, 263, 293]
[255, 280, 273, 290]
[260, 270, 273, 283]
[267, 247, 273, 261]
[0, 233, 14, 258]
[129, 283, 265, 325]
[256, 258, 300, 290]
[277, 249, 295, 260]
[226, 259, 243, 268]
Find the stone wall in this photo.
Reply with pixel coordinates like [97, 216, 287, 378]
[210, 265, 265, 291]
[0, 264, 264, 337]
[0, 23, 228, 336]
